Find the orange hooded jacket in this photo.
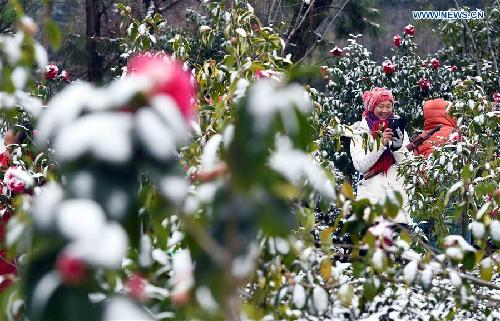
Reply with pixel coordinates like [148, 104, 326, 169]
[415, 98, 458, 157]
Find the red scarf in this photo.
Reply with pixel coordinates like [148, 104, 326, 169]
[366, 119, 395, 176]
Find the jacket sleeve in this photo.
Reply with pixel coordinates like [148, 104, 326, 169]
[393, 130, 413, 164]
[350, 133, 387, 174]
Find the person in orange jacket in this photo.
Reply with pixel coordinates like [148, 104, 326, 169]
[413, 98, 470, 245]
[414, 98, 458, 157]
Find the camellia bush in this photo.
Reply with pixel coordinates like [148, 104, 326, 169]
[0, 1, 499, 321]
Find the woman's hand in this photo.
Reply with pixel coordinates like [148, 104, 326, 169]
[382, 128, 394, 146]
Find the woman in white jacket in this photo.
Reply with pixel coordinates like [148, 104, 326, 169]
[350, 87, 412, 224]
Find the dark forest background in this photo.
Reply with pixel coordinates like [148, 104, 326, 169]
[0, 0, 487, 82]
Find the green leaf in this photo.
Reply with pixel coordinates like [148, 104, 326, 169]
[352, 261, 365, 278]
[45, 19, 62, 49]
[462, 251, 476, 270]
[362, 278, 378, 301]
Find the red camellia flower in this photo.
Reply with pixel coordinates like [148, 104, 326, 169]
[126, 273, 147, 301]
[382, 61, 395, 74]
[329, 47, 343, 57]
[493, 92, 500, 103]
[449, 132, 460, 142]
[3, 167, 26, 194]
[450, 65, 458, 72]
[44, 64, 59, 80]
[418, 78, 431, 90]
[393, 35, 402, 47]
[404, 24, 415, 36]
[60, 70, 70, 82]
[127, 53, 195, 121]
[430, 58, 440, 69]
[55, 252, 87, 286]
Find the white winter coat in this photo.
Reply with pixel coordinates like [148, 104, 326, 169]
[350, 118, 412, 223]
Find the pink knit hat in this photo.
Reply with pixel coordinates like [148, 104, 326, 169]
[362, 87, 394, 114]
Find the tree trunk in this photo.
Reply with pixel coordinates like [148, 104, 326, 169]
[285, 0, 333, 62]
[86, 0, 103, 82]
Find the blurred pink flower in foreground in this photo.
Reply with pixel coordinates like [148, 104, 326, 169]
[128, 53, 195, 121]
[126, 273, 148, 301]
[255, 69, 281, 82]
[56, 252, 87, 286]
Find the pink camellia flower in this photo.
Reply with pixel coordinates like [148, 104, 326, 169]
[44, 64, 59, 80]
[430, 58, 440, 69]
[126, 273, 148, 301]
[450, 65, 458, 72]
[255, 69, 281, 81]
[393, 35, 402, 47]
[60, 70, 70, 82]
[55, 252, 87, 286]
[382, 61, 395, 74]
[493, 92, 500, 103]
[404, 24, 415, 36]
[127, 53, 195, 121]
[329, 47, 343, 57]
[418, 78, 430, 90]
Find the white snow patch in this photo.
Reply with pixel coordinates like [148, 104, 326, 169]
[232, 242, 259, 279]
[54, 112, 133, 164]
[248, 80, 311, 133]
[66, 223, 128, 268]
[196, 286, 219, 311]
[490, 220, 500, 242]
[103, 296, 153, 321]
[403, 260, 418, 284]
[171, 249, 194, 296]
[136, 107, 177, 161]
[56, 199, 106, 240]
[293, 284, 306, 308]
[139, 234, 153, 268]
[161, 176, 189, 205]
[312, 286, 329, 314]
[200, 134, 222, 171]
[270, 136, 335, 199]
[31, 182, 64, 230]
